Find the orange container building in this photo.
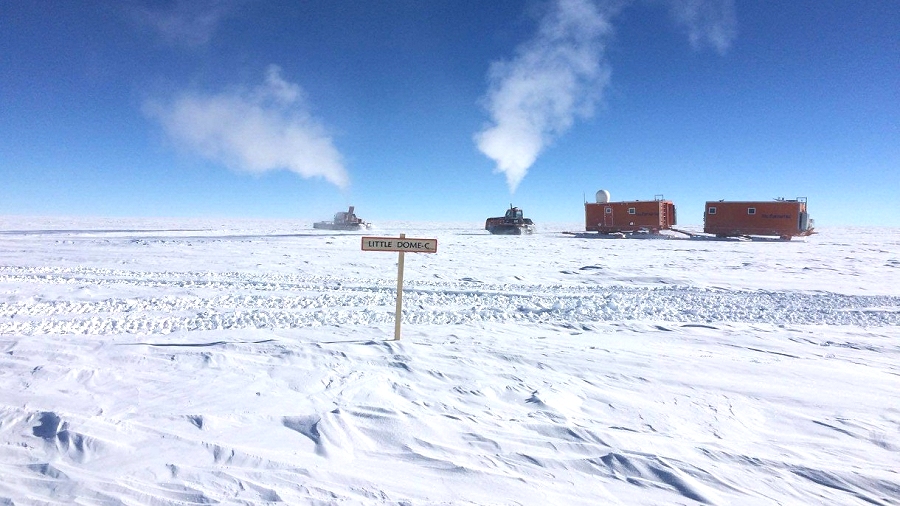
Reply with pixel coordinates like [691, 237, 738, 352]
[584, 191, 676, 234]
[703, 198, 815, 239]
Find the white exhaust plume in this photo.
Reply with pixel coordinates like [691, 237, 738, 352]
[475, 0, 616, 193]
[146, 65, 349, 188]
[475, 0, 737, 192]
[130, 0, 247, 47]
[667, 0, 737, 55]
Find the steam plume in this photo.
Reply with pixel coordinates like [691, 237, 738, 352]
[475, 0, 615, 193]
[667, 0, 737, 55]
[131, 0, 247, 47]
[475, 0, 737, 192]
[146, 65, 349, 188]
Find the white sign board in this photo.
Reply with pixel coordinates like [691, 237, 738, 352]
[361, 236, 437, 253]
[361, 234, 438, 340]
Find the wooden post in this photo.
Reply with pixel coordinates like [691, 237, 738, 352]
[360, 233, 436, 342]
[394, 234, 405, 340]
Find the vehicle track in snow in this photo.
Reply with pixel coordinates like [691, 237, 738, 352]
[2, 266, 898, 335]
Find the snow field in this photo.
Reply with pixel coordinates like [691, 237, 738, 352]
[0, 219, 898, 505]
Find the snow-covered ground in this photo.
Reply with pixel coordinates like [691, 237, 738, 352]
[1, 217, 898, 505]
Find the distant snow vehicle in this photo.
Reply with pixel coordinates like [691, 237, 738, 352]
[485, 205, 535, 235]
[313, 206, 371, 230]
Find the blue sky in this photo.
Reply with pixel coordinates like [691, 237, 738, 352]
[1, 1, 897, 226]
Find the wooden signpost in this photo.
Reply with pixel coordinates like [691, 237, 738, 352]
[361, 234, 438, 340]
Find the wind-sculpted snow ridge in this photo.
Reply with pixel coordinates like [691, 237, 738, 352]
[1, 321, 898, 505]
[1, 265, 898, 335]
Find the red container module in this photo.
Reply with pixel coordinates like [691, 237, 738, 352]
[703, 198, 815, 239]
[584, 191, 676, 234]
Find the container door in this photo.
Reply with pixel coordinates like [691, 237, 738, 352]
[604, 206, 613, 227]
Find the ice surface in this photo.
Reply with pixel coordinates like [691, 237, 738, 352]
[1, 218, 898, 505]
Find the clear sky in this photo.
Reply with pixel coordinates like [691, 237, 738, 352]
[1, 1, 898, 226]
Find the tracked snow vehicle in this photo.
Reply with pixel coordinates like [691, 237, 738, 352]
[313, 206, 371, 231]
[485, 205, 535, 235]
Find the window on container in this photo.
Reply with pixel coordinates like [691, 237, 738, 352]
[708, 207, 717, 215]
[748, 207, 756, 215]
[628, 208, 636, 215]
[605, 207, 612, 214]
